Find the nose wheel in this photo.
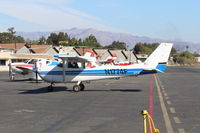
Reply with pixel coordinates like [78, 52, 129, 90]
[10, 75, 15, 81]
[47, 83, 54, 92]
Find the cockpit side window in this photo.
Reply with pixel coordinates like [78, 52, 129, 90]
[68, 62, 79, 68]
[28, 59, 37, 64]
[57, 61, 84, 69]
[57, 62, 63, 67]
[24, 59, 29, 63]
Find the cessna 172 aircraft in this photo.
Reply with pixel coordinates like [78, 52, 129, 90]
[9, 59, 38, 80]
[36, 43, 173, 92]
[9, 58, 58, 81]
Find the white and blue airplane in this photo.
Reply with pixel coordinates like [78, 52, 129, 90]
[36, 43, 173, 92]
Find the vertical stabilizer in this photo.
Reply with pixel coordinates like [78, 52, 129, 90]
[144, 43, 173, 69]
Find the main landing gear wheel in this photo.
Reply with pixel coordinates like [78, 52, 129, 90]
[79, 84, 85, 91]
[73, 85, 81, 92]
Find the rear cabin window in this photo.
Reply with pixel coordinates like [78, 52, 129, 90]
[68, 62, 79, 68]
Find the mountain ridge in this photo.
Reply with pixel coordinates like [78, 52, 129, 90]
[16, 28, 200, 53]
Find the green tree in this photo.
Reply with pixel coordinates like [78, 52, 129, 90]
[65, 33, 70, 41]
[58, 32, 67, 42]
[0, 32, 11, 43]
[8, 27, 16, 43]
[0, 27, 24, 43]
[82, 34, 102, 47]
[171, 47, 177, 55]
[173, 51, 195, 65]
[68, 38, 79, 46]
[47, 33, 59, 45]
[133, 42, 158, 55]
[104, 41, 127, 50]
[7, 27, 16, 35]
[78, 38, 82, 46]
[179, 51, 193, 58]
[46, 32, 71, 46]
[38, 36, 46, 44]
[193, 52, 200, 57]
[15, 36, 25, 43]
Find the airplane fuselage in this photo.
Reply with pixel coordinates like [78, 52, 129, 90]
[38, 64, 148, 83]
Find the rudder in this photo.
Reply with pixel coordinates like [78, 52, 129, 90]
[144, 43, 173, 70]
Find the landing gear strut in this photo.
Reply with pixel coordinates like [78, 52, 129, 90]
[48, 83, 54, 92]
[10, 75, 15, 81]
[79, 83, 85, 91]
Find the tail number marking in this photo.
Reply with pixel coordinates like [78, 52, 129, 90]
[105, 69, 127, 75]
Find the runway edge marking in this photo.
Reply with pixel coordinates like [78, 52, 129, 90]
[173, 117, 181, 124]
[178, 128, 185, 133]
[169, 107, 176, 113]
[154, 75, 174, 133]
[167, 100, 172, 105]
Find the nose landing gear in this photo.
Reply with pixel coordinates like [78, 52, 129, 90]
[47, 83, 54, 92]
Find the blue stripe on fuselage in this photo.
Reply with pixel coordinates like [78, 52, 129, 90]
[39, 68, 143, 76]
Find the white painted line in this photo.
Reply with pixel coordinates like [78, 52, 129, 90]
[178, 128, 185, 133]
[14, 109, 35, 113]
[167, 100, 172, 105]
[173, 117, 181, 123]
[169, 107, 176, 113]
[165, 96, 169, 100]
[163, 92, 168, 97]
[154, 75, 174, 133]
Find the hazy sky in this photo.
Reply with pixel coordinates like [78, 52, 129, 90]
[0, 0, 199, 43]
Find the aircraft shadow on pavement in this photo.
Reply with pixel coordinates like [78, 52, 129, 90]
[6, 79, 30, 82]
[19, 86, 69, 94]
[18, 87, 142, 94]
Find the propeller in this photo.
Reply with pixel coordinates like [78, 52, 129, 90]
[34, 61, 39, 83]
[8, 62, 11, 77]
[8, 60, 13, 80]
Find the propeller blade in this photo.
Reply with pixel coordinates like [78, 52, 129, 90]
[8, 62, 11, 77]
[8, 60, 13, 80]
[35, 62, 38, 83]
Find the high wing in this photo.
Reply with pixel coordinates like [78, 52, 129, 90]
[10, 62, 34, 74]
[54, 54, 90, 62]
[15, 65, 33, 74]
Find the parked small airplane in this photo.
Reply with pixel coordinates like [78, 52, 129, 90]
[9, 59, 37, 80]
[9, 58, 58, 81]
[36, 43, 173, 92]
[8, 52, 96, 81]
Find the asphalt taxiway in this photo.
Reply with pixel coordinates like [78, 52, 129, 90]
[0, 66, 199, 133]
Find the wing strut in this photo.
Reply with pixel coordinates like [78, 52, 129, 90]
[63, 60, 66, 82]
